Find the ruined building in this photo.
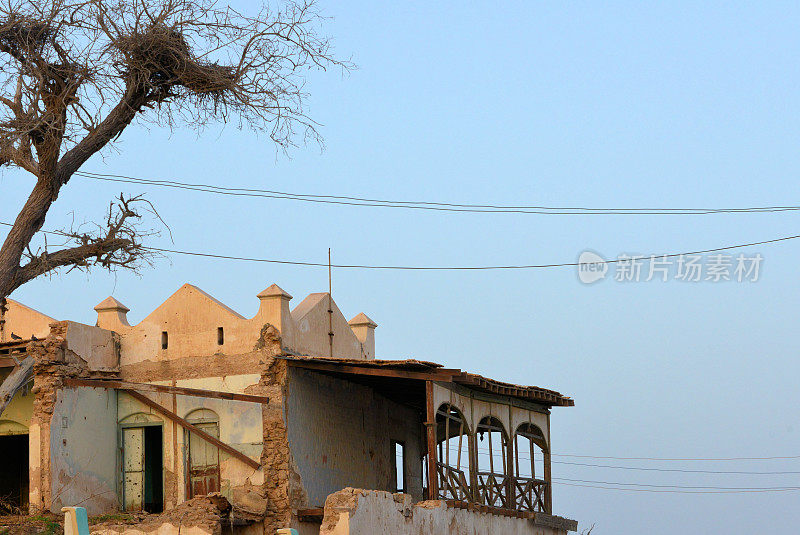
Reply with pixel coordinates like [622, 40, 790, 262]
[0, 283, 578, 534]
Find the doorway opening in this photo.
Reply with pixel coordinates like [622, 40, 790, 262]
[123, 425, 164, 513]
[0, 434, 28, 512]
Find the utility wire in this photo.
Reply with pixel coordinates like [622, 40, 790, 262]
[552, 477, 800, 491]
[555, 482, 800, 494]
[451, 446, 800, 474]
[551, 453, 800, 462]
[0, 220, 796, 270]
[554, 461, 800, 475]
[75, 170, 800, 216]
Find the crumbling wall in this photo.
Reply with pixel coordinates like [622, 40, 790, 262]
[319, 488, 577, 535]
[91, 494, 232, 535]
[118, 323, 291, 533]
[286, 369, 424, 507]
[27, 322, 121, 514]
[257, 348, 295, 534]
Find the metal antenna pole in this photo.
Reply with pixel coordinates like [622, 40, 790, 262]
[328, 248, 333, 357]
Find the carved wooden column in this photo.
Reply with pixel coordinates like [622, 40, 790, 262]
[425, 380, 438, 499]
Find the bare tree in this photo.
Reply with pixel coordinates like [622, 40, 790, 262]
[0, 0, 348, 302]
[0, 0, 348, 415]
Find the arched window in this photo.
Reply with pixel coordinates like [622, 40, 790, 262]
[513, 423, 548, 512]
[185, 409, 220, 498]
[433, 404, 471, 501]
[475, 416, 510, 508]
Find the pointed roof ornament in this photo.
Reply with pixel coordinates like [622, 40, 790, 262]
[94, 296, 130, 312]
[258, 284, 293, 300]
[348, 312, 377, 328]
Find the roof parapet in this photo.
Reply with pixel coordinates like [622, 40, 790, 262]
[94, 296, 130, 329]
[257, 284, 294, 349]
[349, 313, 377, 359]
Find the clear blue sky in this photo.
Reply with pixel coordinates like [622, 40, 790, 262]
[3, 2, 800, 533]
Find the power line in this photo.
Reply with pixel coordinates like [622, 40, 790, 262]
[104, 233, 800, 269]
[552, 477, 800, 491]
[551, 453, 800, 462]
[555, 482, 800, 494]
[75, 170, 800, 216]
[451, 446, 800, 474]
[552, 460, 800, 475]
[440, 449, 800, 490]
[0, 220, 796, 270]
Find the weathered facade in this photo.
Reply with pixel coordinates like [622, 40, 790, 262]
[0, 283, 577, 534]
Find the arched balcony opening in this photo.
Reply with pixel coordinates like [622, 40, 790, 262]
[475, 416, 510, 509]
[433, 403, 472, 502]
[513, 423, 549, 512]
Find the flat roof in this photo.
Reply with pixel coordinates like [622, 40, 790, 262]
[280, 355, 574, 407]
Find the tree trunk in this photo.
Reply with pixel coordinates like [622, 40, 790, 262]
[0, 178, 59, 299]
[0, 356, 34, 417]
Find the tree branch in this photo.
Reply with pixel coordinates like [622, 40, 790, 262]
[9, 195, 155, 295]
[55, 83, 149, 183]
[0, 142, 38, 174]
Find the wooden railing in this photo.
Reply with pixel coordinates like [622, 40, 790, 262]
[475, 471, 510, 509]
[435, 464, 551, 514]
[512, 476, 548, 512]
[436, 462, 472, 502]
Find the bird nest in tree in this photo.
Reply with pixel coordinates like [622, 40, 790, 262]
[114, 25, 236, 99]
[0, 16, 51, 53]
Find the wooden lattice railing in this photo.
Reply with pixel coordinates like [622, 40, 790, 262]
[436, 467, 550, 513]
[475, 471, 510, 509]
[512, 476, 548, 512]
[436, 462, 472, 502]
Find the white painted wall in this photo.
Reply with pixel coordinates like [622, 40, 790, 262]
[50, 387, 119, 514]
[320, 489, 575, 535]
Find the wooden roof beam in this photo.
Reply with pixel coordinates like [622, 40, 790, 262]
[126, 390, 261, 470]
[63, 378, 269, 404]
[286, 360, 460, 381]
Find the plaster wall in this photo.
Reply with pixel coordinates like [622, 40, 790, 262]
[290, 294, 366, 359]
[319, 489, 574, 535]
[50, 387, 119, 514]
[286, 369, 424, 507]
[173, 375, 265, 498]
[92, 525, 212, 535]
[96, 284, 375, 365]
[63, 321, 118, 371]
[1, 299, 54, 342]
[0, 374, 33, 434]
[117, 374, 264, 508]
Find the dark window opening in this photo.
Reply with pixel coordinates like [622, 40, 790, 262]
[391, 441, 405, 493]
[161, 332, 168, 350]
[0, 434, 29, 512]
[217, 327, 224, 346]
